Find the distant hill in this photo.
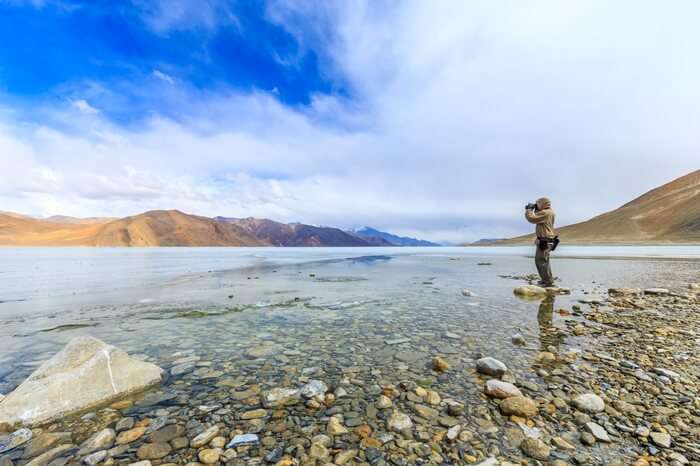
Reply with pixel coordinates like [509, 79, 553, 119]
[0, 210, 415, 246]
[351, 226, 440, 246]
[217, 217, 384, 247]
[502, 169, 700, 244]
[0, 210, 266, 246]
[44, 215, 116, 225]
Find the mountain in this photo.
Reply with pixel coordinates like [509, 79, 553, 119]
[352, 226, 440, 246]
[217, 217, 384, 247]
[0, 210, 265, 247]
[0, 210, 402, 246]
[44, 215, 116, 225]
[502, 169, 700, 244]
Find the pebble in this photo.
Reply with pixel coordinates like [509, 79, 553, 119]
[198, 448, 222, 464]
[137, 442, 172, 460]
[476, 357, 507, 377]
[226, 434, 259, 448]
[649, 432, 671, 448]
[584, 422, 611, 442]
[0, 428, 33, 454]
[78, 429, 115, 455]
[387, 410, 413, 432]
[300, 380, 328, 398]
[484, 379, 522, 399]
[520, 437, 551, 460]
[499, 396, 537, 417]
[432, 356, 449, 372]
[572, 393, 605, 413]
[190, 426, 219, 448]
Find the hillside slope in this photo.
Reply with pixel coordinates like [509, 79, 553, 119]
[503, 169, 700, 244]
[218, 217, 380, 247]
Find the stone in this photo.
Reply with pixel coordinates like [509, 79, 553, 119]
[245, 344, 278, 359]
[573, 324, 586, 335]
[552, 436, 576, 451]
[137, 442, 171, 460]
[653, 368, 680, 381]
[584, 422, 610, 442]
[83, 450, 108, 466]
[572, 393, 605, 413]
[22, 432, 71, 459]
[327, 416, 349, 435]
[334, 449, 358, 465]
[387, 411, 413, 432]
[128, 462, 152, 466]
[461, 289, 474, 297]
[148, 424, 183, 443]
[241, 409, 267, 420]
[191, 426, 219, 448]
[499, 396, 537, 417]
[0, 336, 163, 428]
[484, 379, 522, 399]
[432, 356, 449, 372]
[198, 448, 222, 464]
[474, 459, 498, 466]
[79, 429, 116, 455]
[520, 437, 550, 460]
[23, 444, 74, 466]
[514, 285, 547, 297]
[0, 428, 32, 453]
[116, 426, 146, 445]
[376, 395, 392, 409]
[261, 388, 300, 408]
[476, 357, 507, 377]
[425, 390, 441, 405]
[644, 288, 669, 295]
[115, 417, 135, 432]
[226, 434, 259, 448]
[649, 432, 671, 448]
[511, 334, 526, 346]
[309, 442, 329, 460]
[300, 380, 328, 398]
[608, 288, 641, 296]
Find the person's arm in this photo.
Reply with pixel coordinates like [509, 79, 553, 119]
[525, 209, 548, 224]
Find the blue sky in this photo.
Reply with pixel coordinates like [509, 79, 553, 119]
[1, 0, 699, 241]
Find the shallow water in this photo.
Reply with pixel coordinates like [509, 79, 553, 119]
[1, 245, 698, 394]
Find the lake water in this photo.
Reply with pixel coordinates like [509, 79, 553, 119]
[0, 246, 698, 463]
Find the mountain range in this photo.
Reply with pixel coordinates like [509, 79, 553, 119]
[0, 210, 433, 247]
[494, 169, 700, 244]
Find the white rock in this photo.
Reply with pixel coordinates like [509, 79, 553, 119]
[608, 287, 642, 296]
[387, 411, 413, 432]
[584, 422, 610, 442]
[476, 357, 507, 377]
[0, 336, 163, 428]
[649, 432, 671, 448]
[644, 288, 669, 295]
[474, 458, 498, 466]
[191, 426, 219, 448]
[226, 434, 259, 448]
[513, 285, 547, 297]
[653, 368, 681, 381]
[300, 380, 328, 399]
[461, 289, 474, 297]
[261, 387, 300, 408]
[484, 379, 522, 399]
[572, 393, 605, 413]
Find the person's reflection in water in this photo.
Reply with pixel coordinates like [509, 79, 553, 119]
[537, 296, 565, 352]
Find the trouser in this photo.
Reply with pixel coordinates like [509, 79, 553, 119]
[535, 244, 554, 285]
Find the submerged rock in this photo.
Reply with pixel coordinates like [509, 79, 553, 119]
[572, 393, 605, 413]
[514, 285, 547, 297]
[484, 379, 522, 399]
[226, 433, 259, 448]
[0, 427, 32, 453]
[476, 357, 507, 377]
[0, 336, 163, 428]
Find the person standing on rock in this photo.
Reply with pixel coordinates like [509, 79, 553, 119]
[525, 197, 558, 287]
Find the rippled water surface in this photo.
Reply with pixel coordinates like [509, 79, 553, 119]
[1, 245, 698, 396]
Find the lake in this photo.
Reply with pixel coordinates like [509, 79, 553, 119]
[0, 245, 698, 464]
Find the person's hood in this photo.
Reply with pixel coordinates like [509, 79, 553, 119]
[536, 197, 551, 210]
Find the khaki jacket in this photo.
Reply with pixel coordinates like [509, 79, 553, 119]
[525, 208, 556, 238]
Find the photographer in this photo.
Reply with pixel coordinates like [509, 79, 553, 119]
[525, 197, 558, 287]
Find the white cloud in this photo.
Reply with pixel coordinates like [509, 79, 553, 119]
[70, 99, 99, 114]
[153, 70, 175, 84]
[2, 1, 700, 241]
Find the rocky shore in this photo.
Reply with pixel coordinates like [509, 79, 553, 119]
[1, 282, 699, 466]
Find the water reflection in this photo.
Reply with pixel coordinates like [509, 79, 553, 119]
[537, 296, 565, 352]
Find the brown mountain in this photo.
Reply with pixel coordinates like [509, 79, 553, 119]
[502, 169, 700, 244]
[0, 210, 266, 247]
[216, 217, 388, 247]
[0, 210, 391, 247]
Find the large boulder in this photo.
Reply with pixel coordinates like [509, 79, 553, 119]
[0, 336, 163, 428]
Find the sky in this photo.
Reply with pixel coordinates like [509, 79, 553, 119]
[1, 0, 699, 242]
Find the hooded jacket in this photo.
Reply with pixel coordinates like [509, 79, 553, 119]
[525, 197, 556, 238]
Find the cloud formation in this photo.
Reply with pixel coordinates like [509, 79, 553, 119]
[1, 1, 699, 242]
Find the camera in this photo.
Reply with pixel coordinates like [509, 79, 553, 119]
[525, 202, 538, 211]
